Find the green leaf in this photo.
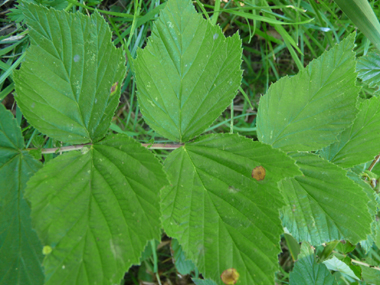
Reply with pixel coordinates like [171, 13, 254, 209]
[134, 0, 242, 143]
[348, 171, 380, 253]
[257, 33, 359, 152]
[280, 153, 372, 245]
[323, 256, 359, 280]
[171, 238, 197, 275]
[161, 134, 301, 284]
[192, 278, 218, 285]
[357, 51, 380, 88]
[360, 265, 380, 285]
[289, 242, 337, 285]
[334, 0, 380, 52]
[320, 97, 380, 168]
[14, 3, 125, 144]
[0, 104, 44, 285]
[25, 134, 167, 284]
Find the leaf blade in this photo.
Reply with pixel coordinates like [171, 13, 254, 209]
[161, 133, 301, 284]
[320, 96, 380, 168]
[134, 0, 243, 142]
[14, 4, 125, 144]
[257, 33, 359, 152]
[280, 153, 372, 245]
[24, 134, 167, 284]
[289, 242, 337, 285]
[0, 104, 44, 285]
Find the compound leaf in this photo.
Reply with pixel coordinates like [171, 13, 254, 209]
[289, 242, 337, 285]
[14, 3, 125, 144]
[25, 135, 167, 285]
[134, 0, 242, 143]
[0, 104, 43, 285]
[280, 153, 371, 245]
[357, 51, 380, 88]
[320, 96, 380, 168]
[257, 33, 359, 152]
[161, 134, 301, 284]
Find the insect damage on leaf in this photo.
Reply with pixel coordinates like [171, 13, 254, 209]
[252, 165, 266, 181]
[221, 268, 240, 284]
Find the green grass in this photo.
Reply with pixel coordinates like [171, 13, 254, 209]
[1, 0, 380, 284]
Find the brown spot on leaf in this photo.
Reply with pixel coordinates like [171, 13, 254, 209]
[252, 165, 266, 181]
[110, 82, 119, 95]
[221, 268, 240, 284]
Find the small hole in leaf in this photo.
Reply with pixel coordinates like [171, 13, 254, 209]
[221, 268, 240, 284]
[252, 165, 266, 181]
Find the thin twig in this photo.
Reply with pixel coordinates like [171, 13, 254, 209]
[28, 143, 183, 154]
[368, 153, 380, 171]
[351, 259, 380, 271]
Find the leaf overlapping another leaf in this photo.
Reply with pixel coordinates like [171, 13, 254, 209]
[14, 3, 125, 144]
[134, 0, 242, 143]
[320, 96, 380, 168]
[0, 104, 43, 285]
[161, 133, 301, 284]
[357, 51, 380, 88]
[257, 33, 359, 152]
[289, 242, 337, 285]
[25, 135, 167, 285]
[280, 153, 372, 245]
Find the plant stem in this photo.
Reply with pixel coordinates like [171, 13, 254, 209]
[28, 143, 183, 154]
[368, 153, 380, 171]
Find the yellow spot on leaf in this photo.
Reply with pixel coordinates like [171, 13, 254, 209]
[252, 165, 266, 181]
[221, 268, 240, 284]
[42, 245, 52, 255]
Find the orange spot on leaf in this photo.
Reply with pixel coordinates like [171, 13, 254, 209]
[252, 165, 266, 181]
[221, 268, 240, 284]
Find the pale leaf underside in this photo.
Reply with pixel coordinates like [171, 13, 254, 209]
[357, 51, 380, 88]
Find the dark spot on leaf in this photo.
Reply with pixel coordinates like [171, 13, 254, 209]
[221, 268, 240, 284]
[252, 165, 266, 181]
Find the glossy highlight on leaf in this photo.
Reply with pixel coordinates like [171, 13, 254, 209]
[134, 0, 243, 143]
[24, 135, 167, 285]
[161, 133, 301, 284]
[14, 3, 126, 144]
